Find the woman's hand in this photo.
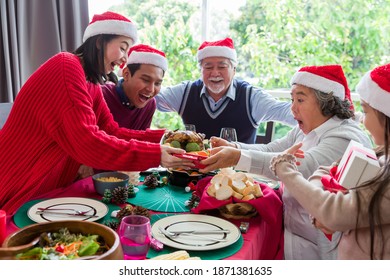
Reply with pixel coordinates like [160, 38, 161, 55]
[210, 136, 237, 148]
[313, 218, 335, 235]
[160, 145, 195, 169]
[77, 164, 94, 179]
[284, 142, 304, 165]
[198, 146, 241, 173]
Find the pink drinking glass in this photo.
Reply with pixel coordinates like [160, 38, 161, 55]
[118, 215, 151, 260]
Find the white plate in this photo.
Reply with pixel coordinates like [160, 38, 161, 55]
[142, 166, 167, 173]
[151, 214, 241, 251]
[27, 197, 108, 223]
[246, 173, 278, 189]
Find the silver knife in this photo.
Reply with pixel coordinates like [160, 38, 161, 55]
[35, 211, 99, 218]
[168, 229, 230, 234]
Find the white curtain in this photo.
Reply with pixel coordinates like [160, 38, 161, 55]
[0, 0, 89, 102]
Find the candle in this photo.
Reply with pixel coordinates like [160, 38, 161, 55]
[0, 210, 6, 245]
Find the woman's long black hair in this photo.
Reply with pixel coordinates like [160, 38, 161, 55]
[73, 34, 119, 85]
[355, 110, 390, 259]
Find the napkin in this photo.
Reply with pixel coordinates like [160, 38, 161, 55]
[191, 177, 283, 225]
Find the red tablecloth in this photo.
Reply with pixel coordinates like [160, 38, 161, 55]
[3, 177, 283, 260]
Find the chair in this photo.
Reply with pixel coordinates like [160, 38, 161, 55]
[0, 103, 13, 129]
[255, 121, 274, 144]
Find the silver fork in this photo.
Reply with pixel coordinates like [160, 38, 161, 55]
[37, 207, 93, 215]
[158, 226, 227, 242]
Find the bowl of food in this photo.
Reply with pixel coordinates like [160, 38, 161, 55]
[168, 169, 205, 187]
[1, 220, 123, 260]
[92, 171, 129, 196]
[161, 130, 207, 151]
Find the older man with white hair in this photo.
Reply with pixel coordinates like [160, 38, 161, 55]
[155, 37, 296, 144]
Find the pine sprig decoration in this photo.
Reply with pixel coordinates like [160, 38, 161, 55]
[111, 186, 129, 204]
[128, 184, 136, 198]
[103, 189, 112, 198]
[102, 189, 112, 204]
[187, 192, 200, 209]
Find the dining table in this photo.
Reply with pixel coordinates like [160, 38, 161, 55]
[3, 172, 284, 260]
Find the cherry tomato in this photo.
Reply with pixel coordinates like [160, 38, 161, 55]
[55, 244, 65, 253]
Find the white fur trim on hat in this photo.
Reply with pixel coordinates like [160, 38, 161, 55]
[83, 20, 137, 43]
[356, 71, 390, 117]
[128, 52, 168, 71]
[290, 71, 345, 99]
[197, 46, 237, 63]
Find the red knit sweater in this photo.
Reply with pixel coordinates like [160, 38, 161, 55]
[0, 52, 164, 214]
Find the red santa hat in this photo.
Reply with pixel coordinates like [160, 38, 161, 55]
[118, 44, 168, 76]
[356, 63, 390, 117]
[126, 44, 168, 71]
[197, 37, 237, 64]
[290, 65, 351, 101]
[83, 11, 137, 43]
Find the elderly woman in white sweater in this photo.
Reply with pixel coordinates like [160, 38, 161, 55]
[270, 63, 390, 259]
[200, 65, 372, 259]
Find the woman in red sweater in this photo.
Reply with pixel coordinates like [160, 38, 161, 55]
[0, 12, 191, 214]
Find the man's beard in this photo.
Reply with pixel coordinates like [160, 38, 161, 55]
[207, 79, 225, 95]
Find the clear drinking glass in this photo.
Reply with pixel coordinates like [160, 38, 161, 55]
[184, 124, 196, 132]
[118, 215, 151, 260]
[220, 127, 238, 142]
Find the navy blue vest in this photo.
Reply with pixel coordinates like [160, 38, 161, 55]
[180, 79, 258, 144]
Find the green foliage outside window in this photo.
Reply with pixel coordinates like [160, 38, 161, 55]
[110, 0, 389, 139]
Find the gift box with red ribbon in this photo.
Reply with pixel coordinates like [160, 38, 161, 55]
[335, 140, 380, 189]
[319, 140, 380, 241]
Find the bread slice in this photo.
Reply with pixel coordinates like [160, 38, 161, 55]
[210, 174, 225, 185]
[231, 189, 244, 200]
[242, 194, 256, 201]
[253, 183, 264, 197]
[242, 185, 255, 196]
[206, 184, 218, 197]
[215, 185, 233, 200]
[231, 179, 246, 193]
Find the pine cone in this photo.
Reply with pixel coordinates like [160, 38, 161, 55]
[132, 206, 151, 219]
[116, 204, 134, 221]
[111, 186, 129, 204]
[152, 171, 161, 180]
[103, 220, 119, 231]
[144, 174, 159, 189]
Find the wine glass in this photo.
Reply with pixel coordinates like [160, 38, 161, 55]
[118, 215, 151, 260]
[220, 127, 238, 142]
[184, 124, 196, 132]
